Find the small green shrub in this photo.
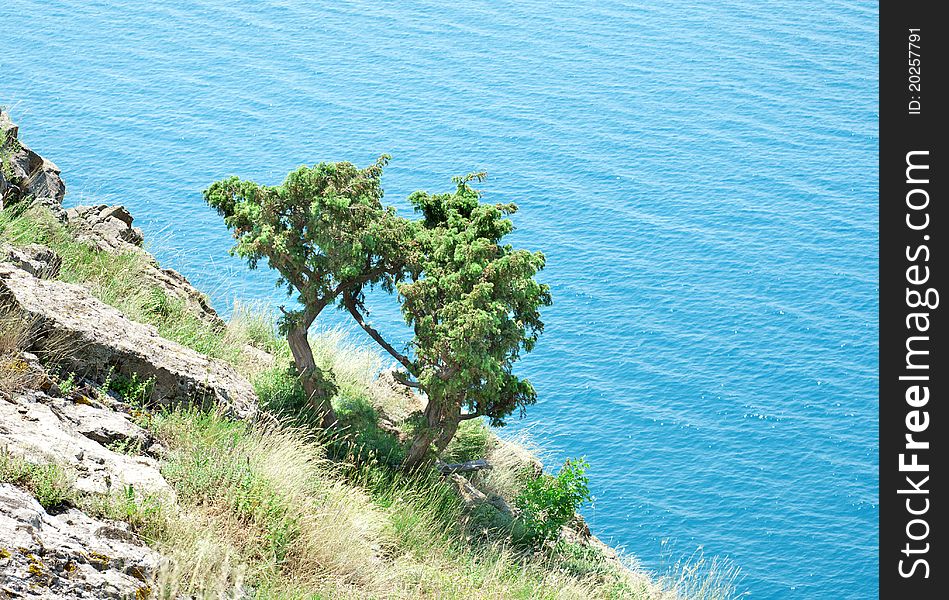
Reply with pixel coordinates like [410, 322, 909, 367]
[467, 503, 515, 537]
[515, 458, 592, 545]
[109, 372, 156, 406]
[58, 372, 77, 395]
[254, 364, 309, 416]
[334, 395, 405, 467]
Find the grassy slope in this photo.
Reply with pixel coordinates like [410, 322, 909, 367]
[0, 206, 737, 599]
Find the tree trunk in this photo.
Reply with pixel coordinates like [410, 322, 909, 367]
[434, 404, 461, 454]
[403, 395, 462, 470]
[287, 324, 337, 429]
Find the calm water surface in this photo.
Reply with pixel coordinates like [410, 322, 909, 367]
[1, 1, 878, 597]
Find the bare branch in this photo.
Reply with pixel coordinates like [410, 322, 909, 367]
[342, 291, 416, 374]
[392, 370, 422, 388]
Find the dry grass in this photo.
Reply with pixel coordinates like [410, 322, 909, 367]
[0, 308, 38, 395]
[136, 406, 692, 600]
[659, 549, 745, 600]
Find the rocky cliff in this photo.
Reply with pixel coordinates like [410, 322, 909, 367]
[1, 110, 261, 598]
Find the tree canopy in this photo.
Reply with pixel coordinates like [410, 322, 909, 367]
[204, 156, 416, 427]
[206, 159, 549, 467]
[345, 173, 550, 467]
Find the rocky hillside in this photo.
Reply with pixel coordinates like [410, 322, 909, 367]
[1, 110, 732, 599]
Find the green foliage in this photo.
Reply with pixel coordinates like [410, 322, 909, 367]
[203, 156, 415, 328]
[0, 127, 16, 180]
[515, 458, 592, 544]
[253, 363, 309, 416]
[204, 157, 417, 424]
[467, 502, 518, 539]
[99, 365, 116, 402]
[58, 372, 77, 395]
[1, 123, 23, 203]
[0, 452, 73, 511]
[385, 174, 551, 467]
[400, 173, 550, 428]
[333, 395, 405, 467]
[106, 437, 146, 456]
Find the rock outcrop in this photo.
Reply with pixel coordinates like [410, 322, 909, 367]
[0, 484, 158, 599]
[0, 264, 257, 420]
[2, 110, 222, 330]
[0, 387, 170, 497]
[65, 205, 144, 252]
[1, 243, 61, 279]
[0, 109, 67, 221]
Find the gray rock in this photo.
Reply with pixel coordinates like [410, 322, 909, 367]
[4, 112, 221, 329]
[65, 204, 224, 328]
[49, 399, 149, 449]
[450, 473, 487, 508]
[65, 205, 144, 252]
[1, 110, 67, 221]
[0, 483, 158, 599]
[0, 391, 170, 497]
[0, 263, 258, 420]
[1, 243, 62, 279]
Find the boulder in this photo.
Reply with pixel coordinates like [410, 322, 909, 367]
[450, 473, 488, 508]
[1, 243, 62, 279]
[0, 110, 67, 221]
[65, 205, 144, 252]
[0, 263, 258, 420]
[145, 263, 223, 328]
[0, 484, 158, 599]
[49, 398, 150, 449]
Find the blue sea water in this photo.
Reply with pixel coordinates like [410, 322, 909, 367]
[1, 1, 878, 597]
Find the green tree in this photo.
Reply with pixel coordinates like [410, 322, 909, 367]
[344, 173, 550, 468]
[204, 156, 415, 428]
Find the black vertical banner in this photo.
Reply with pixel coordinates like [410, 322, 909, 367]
[880, 1, 944, 598]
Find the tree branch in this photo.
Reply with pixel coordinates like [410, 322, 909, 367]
[459, 409, 484, 421]
[342, 292, 416, 374]
[392, 370, 422, 388]
[436, 459, 491, 475]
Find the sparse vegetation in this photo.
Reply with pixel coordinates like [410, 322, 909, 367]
[1, 124, 21, 185]
[0, 308, 36, 394]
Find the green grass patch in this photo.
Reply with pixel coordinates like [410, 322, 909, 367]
[0, 451, 74, 511]
[443, 418, 492, 463]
